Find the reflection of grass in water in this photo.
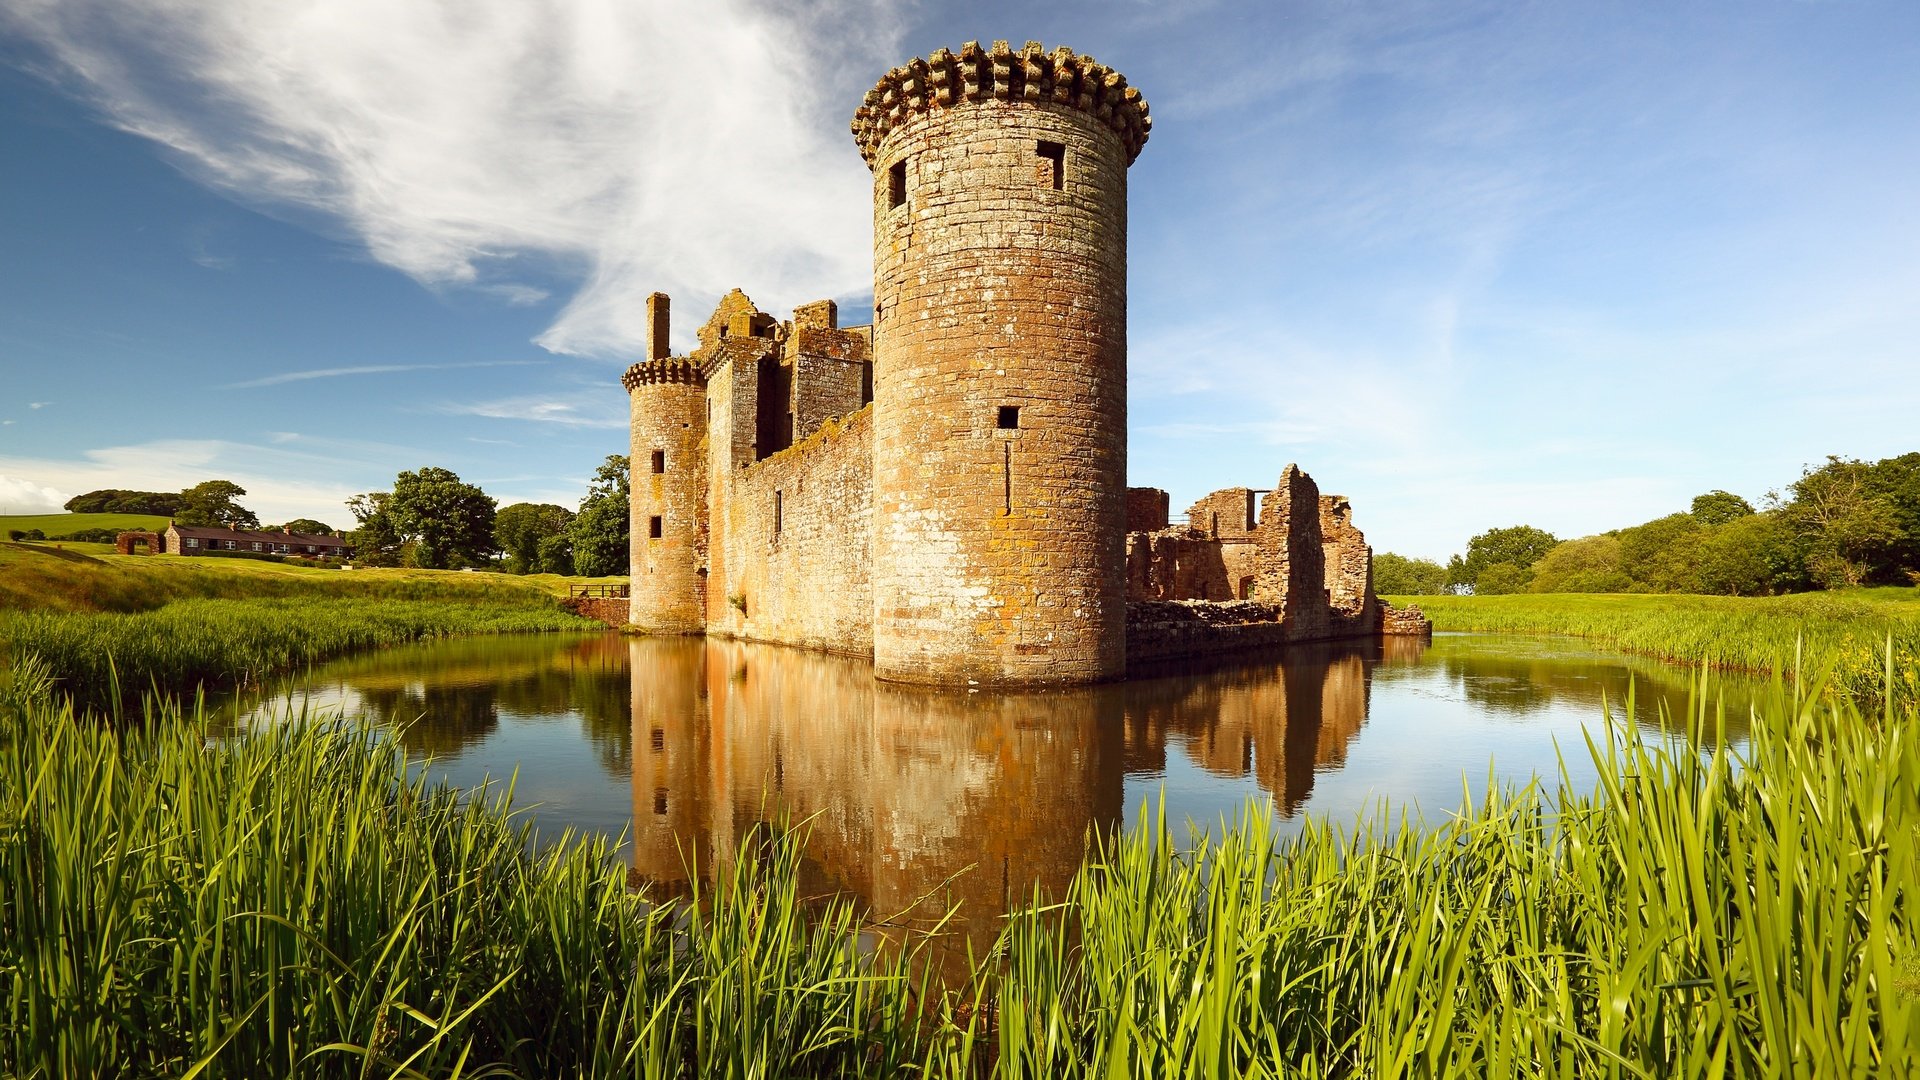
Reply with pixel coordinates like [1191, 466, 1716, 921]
[1398, 589, 1920, 702]
[2, 596, 600, 713]
[6, 647, 1914, 1076]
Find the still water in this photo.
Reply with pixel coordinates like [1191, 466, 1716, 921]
[231, 631, 1757, 929]
[228, 630, 1758, 926]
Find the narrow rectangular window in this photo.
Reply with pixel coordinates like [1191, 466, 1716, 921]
[997, 405, 1020, 429]
[649, 516, 663, 539]
[774, 491, 783, 534]
[651, 449, 665, 473]
[650, 728, 665, 752]
[1037, 140, 1065, 190]
[888, 160, 907, 208]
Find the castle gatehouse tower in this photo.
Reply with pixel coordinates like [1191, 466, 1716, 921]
[854, 41, 1150, 686]
[623, 292, 709, 633]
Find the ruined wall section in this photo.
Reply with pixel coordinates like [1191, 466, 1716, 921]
[786, 323, 870, 445]
[1319, 494, 1376, 638]
[1252, 465, 1330, 641]
[708, 407, 876, 657]
[1126, 487, 1169, 532]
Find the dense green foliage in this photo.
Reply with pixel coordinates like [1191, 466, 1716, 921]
[1373, 552, 1447, 595]
[1399, 590, 1920, 702]
[348, 467, 498, 569]
[570, 454, 630, 577]
[277, 517, 334, 534]
[62, 488, 184, 516]
[4, 656, 1914, 1076]
[0, 512, 172, 538]
[1387, 453, 1920, 596]
[172, 479, 261, 529]
[495, 501, 576, 574]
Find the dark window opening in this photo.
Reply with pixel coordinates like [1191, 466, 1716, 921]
[1245, 491, 1258, 531]
[1002, 441, 1012, 516]
[650, 449, 665, 473]
[1037, 140, 1065, 190]
[774, 490, 783, 534]
[755, 357, 793, 459]
[997, 405, 1020, 429]
[1239, 576, 1255, 600]
[653, 789, 668, 816]
[860, 361, 873, 406]
[649, 728, 665, 752]
[648, 516, 663, 539]
[888, 160, 907, 208]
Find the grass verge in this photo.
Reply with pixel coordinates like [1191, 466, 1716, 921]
[1394, 589, 1920, 701]
[3, 656, 1913, 1076]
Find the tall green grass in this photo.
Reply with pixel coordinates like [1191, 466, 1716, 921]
[4, 653, 1914, 1076]
[1, 598, 600, 711]
[1400, 589, 1920, 701]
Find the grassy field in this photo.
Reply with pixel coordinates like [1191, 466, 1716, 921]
[0, 541, 623, 613]
[0, 511, 172, 536]
[1392, 588, 1920, 701]
[3, 656, 1912, 1077]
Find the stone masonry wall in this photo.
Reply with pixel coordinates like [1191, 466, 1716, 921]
[708, 406, 875, 656]
[1252, 465, 1329, 641]
[626, 362, 708, 633]
[1318, 494, 1376, 638]
[868, 66, 1133, 686]
[1125, 487, 1169, 532]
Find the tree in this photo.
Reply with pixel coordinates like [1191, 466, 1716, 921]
[571, 455, 630, 577]
[1475, 562, 1532, 595]
[1694, 513, 1804, 596]
[1615, 513, 1705, 593]
[64, 488, 183, 515]
[1372, 553, 1447, 595]
[174, 480, 259, 529]
[1690, 490, 1755, 527]
[1776, 457, 1902, 588]
[280, 518, 334, 535]
[1448, 525, 1559, 590]
[386, 467, 498, 569]
[495, 502, 575, 574]
[1527, 535, 1634, 593]
[537, 534, 575, 578]
[346, 492, 404, 566]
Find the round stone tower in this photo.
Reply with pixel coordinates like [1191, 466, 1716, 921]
[623, 292, 707, 633]
[854, 41, 1150, 686]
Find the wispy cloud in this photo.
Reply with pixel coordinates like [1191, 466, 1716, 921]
[440, 396, 624, 429]
[4, 0, 904, 357]
[28, 402, 51, 409]
[219, 360, 538, 390]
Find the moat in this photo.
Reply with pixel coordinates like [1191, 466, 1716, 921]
[225, 632, 1757, 929]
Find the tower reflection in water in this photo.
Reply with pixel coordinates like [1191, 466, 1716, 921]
[628, 636, 1405, 943]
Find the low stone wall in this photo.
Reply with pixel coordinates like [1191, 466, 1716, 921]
[562, 596, 630, 627]
[1379, 601, 1433, 637]
[1126, 600, 1290, 664]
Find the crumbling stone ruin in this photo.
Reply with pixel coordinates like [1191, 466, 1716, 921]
[623, 41, 1427, 686]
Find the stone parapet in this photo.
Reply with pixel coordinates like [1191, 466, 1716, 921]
[1379, 601, 1433, 637]
[621, 358, 706, 390]
[852, 41, 1151, 167]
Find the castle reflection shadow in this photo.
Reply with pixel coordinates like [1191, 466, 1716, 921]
[628, 635, 1419, 957]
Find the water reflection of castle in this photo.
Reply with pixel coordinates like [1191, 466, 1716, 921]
[628, 636, 1426, 928]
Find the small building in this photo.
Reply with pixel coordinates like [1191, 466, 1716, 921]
[162, 523, 352, 559]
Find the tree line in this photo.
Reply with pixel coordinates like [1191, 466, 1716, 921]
[1376, 453, 1920, 596]
[345, 455, 630, 575]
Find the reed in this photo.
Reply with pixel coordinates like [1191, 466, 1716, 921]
[3, 655, 1914, 1076]
[1399, 589, 1920, 701]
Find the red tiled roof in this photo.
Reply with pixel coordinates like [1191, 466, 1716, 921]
[168, 524, 350, 548]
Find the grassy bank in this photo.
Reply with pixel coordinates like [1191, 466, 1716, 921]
[0, 542, 623, 613]
[1394, 589, 1920, 700]
[0, 511, 172, 536]
[4, 656, 1913, 1076]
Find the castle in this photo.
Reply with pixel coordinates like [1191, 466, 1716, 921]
[622, 41, 1426, 687]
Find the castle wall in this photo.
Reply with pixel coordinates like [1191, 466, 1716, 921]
[1253, 466, 1330, 641]
[868, 81, 1132, 686]
[1125, 487, 1169, 532]
[706, 407, 875, 656]
[627, 366, 708, 633]
[1319, 494, 1377, 638]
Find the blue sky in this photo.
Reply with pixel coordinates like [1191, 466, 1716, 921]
[1, 1, 1915, 559]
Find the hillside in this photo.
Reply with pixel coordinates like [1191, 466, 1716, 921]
[0, 512, 172, 536]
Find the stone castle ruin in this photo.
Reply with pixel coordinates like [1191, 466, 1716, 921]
[623, 41, 1427, 686]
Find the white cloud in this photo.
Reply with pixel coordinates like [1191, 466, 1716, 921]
[440, 395, 624, 429]
[0, 475, 72, 513]
[28, 402, 52, 409]
[0, 439, 378, 524]
[5, 0, 904, 358]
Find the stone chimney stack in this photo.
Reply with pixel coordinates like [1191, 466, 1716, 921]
[646, 292, 671, 360]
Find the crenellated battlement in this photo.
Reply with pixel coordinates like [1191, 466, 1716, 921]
[851, 41, 1150, 166]
[620, 357, 706, 391]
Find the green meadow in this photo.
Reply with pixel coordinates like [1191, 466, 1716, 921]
[0, 511, 172, 537]
[1394, 589, 1920, 701]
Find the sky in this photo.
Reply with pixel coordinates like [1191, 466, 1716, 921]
[1, 0, 1915, 560]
